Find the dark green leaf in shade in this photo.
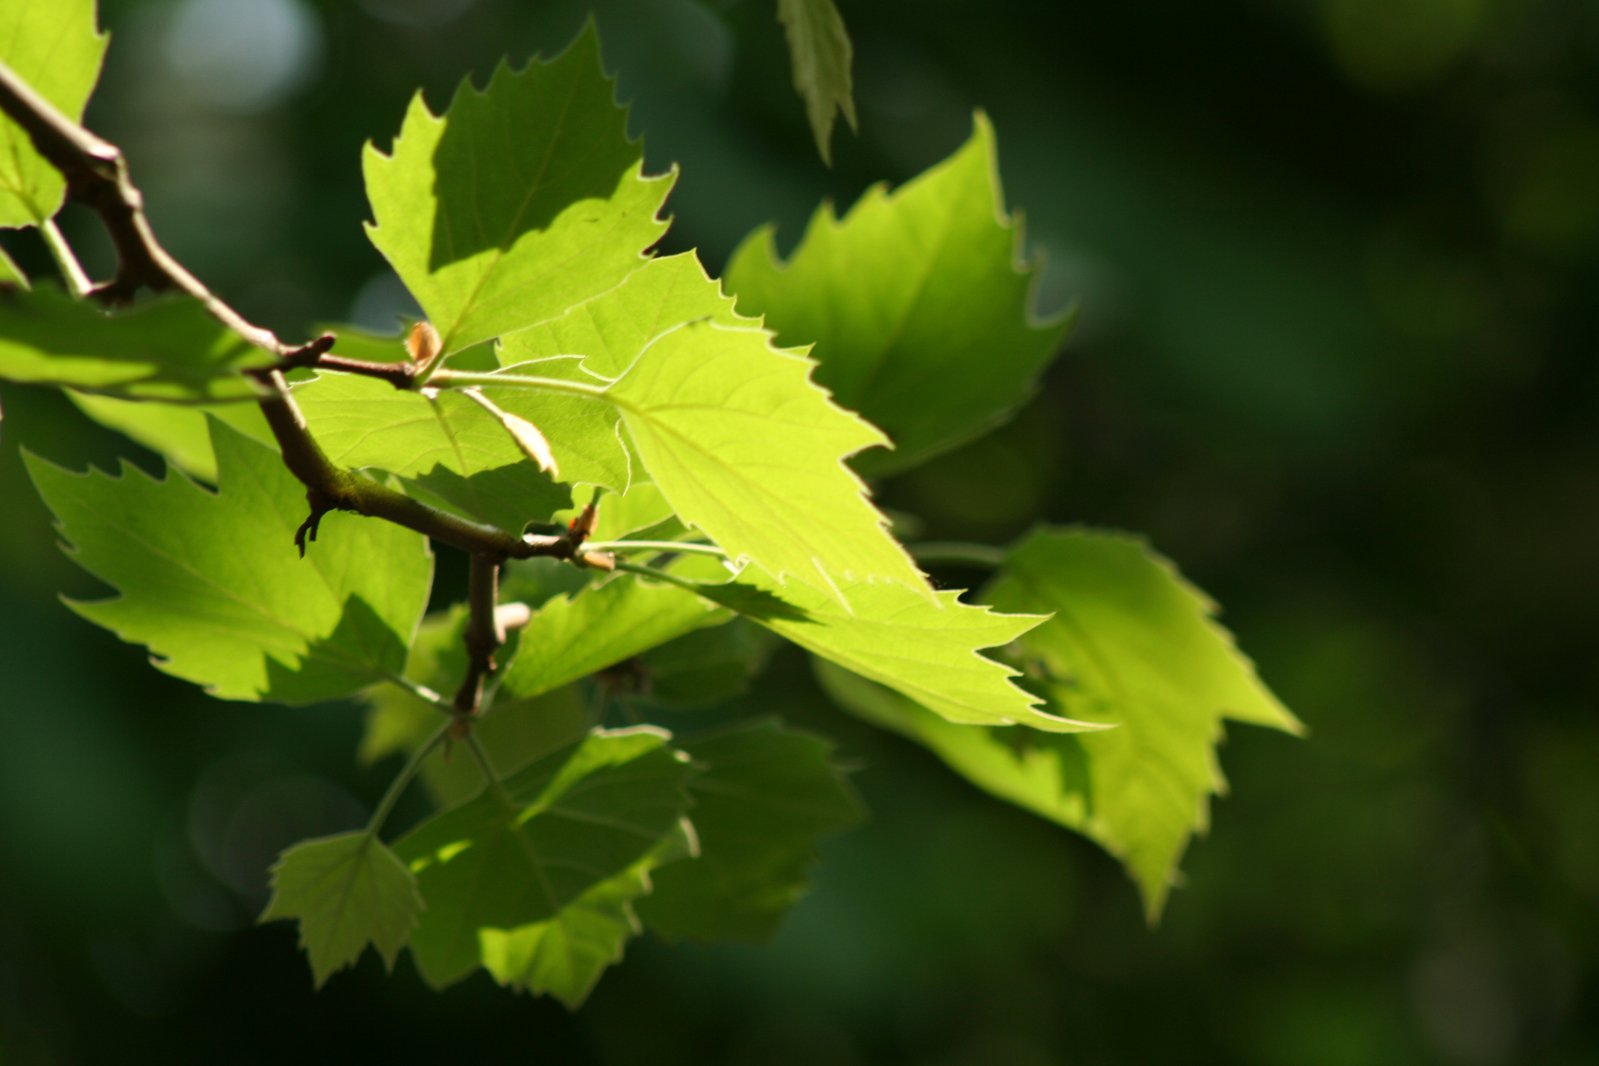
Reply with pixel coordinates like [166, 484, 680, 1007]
[260, 832, 423, 988]
[638, 721, 861, 941]
[0, 243, 26, 285]
[981, 527, 1304, 919]
[358, 606, 593, 808]
[479, 821, 695, 1007]
[0, 287, 271, 400]
[636, 620, 774, 708]
[24, 419, 433, 704]
[363, 24, 672, 354]
[393, 727, 696, 1001]
[292, 370, 570, 532]
[776, 0, 857, 165]
[0, 0, 108, 227]
[497, 573, 730, 702]
[725, 114, 1068, 476]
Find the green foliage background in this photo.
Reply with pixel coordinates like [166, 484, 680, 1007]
[2, 0, 1596, 1062]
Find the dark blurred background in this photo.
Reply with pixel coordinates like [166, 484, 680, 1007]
[2, 0, 1597, 1061]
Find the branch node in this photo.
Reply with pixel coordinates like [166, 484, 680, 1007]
[294, 491, 336, 557]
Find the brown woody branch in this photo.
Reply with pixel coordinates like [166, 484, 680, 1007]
[453, 554, 503, 717]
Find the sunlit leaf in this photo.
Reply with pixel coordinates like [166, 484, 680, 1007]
[25, 419, 433, 703]
[982, 527, 1303, 918]
[0, 0, 107, 227]
[726, 114, 1067, 476]
[363, 25, 671, 354]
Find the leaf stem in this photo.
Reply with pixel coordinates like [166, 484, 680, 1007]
[365, 720, 451, 837]
[386, 673, 452, 712]
[426, 369, 610, 399]
[610, 558, 714, 595]
[584, 539, 727, 557]
[908, 541, 1007, 569]
[40, 218, 91, 296]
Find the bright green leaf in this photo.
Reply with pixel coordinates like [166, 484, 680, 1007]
[293, 370, 570, 532]
[0, 287, 271, 400]
[24, 419, 434, 704]
[983, 527, 1303, 919]
[394, 727, 695, 996]
[776, 0, 857, 165]
[363, 25, 671, 354]
[725, 114, 1067, 476]
[688, 564, 1086, 732]
[497, 573, 729, 701]
[608, 320, 925, 598]
[261, 832, 423, 988]
[66, 391, 273, 482]
[639, 721, 861, 941]
[0, 0, 108, 227]
[486, 252, 751, 492]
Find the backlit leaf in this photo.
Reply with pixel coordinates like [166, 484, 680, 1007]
[0, 0, 107, 227]
[983, 527, 1303, 918]
[726, 114, 1067, 475]
[25, 419, 433, 704]
[363, 25, 671, 354]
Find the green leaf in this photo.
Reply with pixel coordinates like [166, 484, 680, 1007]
[358, 606, 593, 808]
[497, 572, 729, 701]
[607, 319, 925, 598]
[636, 619, 773, 708]
[479, 821, 694, 1007]
[0, 0, 108, 227]
[261, 832, 423, 988]
[688, 563, 1088, 732]
[394, 727, 695, 998]
[488, 252, 752, 492]
[66, 391, 273, 482]
[639, 721, 861, 941]
[982, 527, 1303, 919]
[815, 656, 1096, 840]
[776, 0, 857, 165]
[363, 25, 671, 354]
[0, 287, 271, 399]
[725, 114, 1067, 476]
[292, 370, 570, 532]
[24, 419, 434, 704]
[0, 243, 25, 285]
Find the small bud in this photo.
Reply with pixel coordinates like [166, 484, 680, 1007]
[405, 321, 443, 374]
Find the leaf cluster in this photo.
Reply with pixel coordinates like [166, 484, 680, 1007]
[0, 3, 1300, 1004]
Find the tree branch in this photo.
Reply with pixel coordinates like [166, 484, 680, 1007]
[0, 56, 587, 565]
[453, 554, 503, 716]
